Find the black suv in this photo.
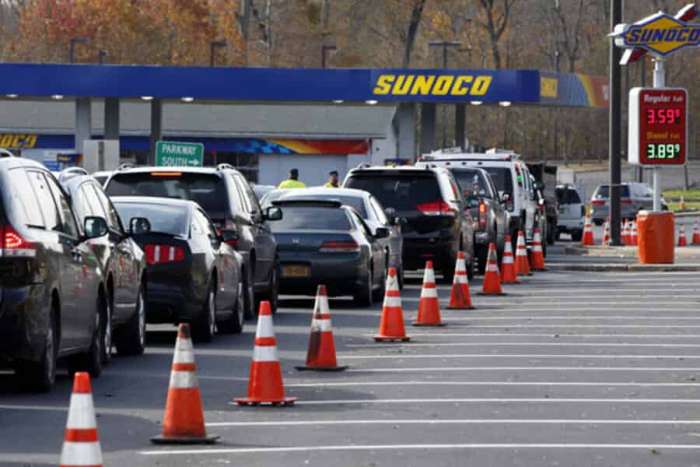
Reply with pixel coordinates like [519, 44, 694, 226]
[58, 169, 148, 357]
[105, 164, 279, 315]
[344, 166, 475, 281]
[0, 154, 111, 391]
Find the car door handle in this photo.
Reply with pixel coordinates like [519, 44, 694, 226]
[70, 248, 83, 263]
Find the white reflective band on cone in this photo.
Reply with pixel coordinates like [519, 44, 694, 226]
[311, 318, 332, 332]
[503, 255, 514, 264]
[175, 337, 194, 353]
[60, 441, 103, 465]
[486, 263, 499, 273]
[423, 267, 436, 284]
[253, 345, 279, 362]
[256, 315, 275, 338]
[170, 370, 198, 389]
[383, 296, 402, 308]
[65, 394, 98, 429]
[385, 276, 398, 291]
[315, 295, 330, 314]
[454, 274, 467, 284]
[533, 245, 542, 252]
[421, 287, 438, 298]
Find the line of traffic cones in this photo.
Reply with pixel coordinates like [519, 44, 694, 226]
[693, 220, 700, 245]
[581, 215, 595, 246]
[501, 235, 519, 284]
[447, 251, 474, 309]
[678, 224, 688, 247]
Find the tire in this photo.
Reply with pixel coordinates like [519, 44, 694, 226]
[16, 308, 58, 392]
[115, 285, 146, 356]
[571, 230, 583, 242]
[353, 268, 373, 307]
[218, 282, 244, 335]
[242, 267, 256, 320]
[259, 263, 279, 315]
[372, 264, 387, 302]
[68, 296, 105, 378]
[193, 285, 217, 343]
[476, 246, 488, 275]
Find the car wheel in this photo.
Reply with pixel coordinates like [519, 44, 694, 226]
[354, 267, 373, 307]
[218, 282, 244, 335]
[115, 285, 146, 356]
[259, 263, 279, 315]
[242, 267, 256, 320]
[16, 310, 57, 392]
[372, 264, 387, 302]
[68, 298, 105, 378]
[193, 285, 217, 343]
[476, 246, 488, 275]
[102, 297, 113, 364]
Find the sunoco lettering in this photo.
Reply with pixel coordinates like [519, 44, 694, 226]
[372, 74, 493, 97]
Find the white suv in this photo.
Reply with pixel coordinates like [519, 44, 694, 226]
[420, 149, 539, 244]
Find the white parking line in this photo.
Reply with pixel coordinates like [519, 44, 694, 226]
[338, 353, 700, 360]
[402, 333, 700, 338]
[206, 418, 700, 427]
[285, 381, 700, 388]
[294, 397, 700, 405]
[347, 342, 700, 348]
[415, 325, 700, 329]
[441, 316, 700, 320]
[345, 366, 700, 373]
[141, 443, 700, 456]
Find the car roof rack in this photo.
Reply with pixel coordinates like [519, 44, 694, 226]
[271, 199, 343, 208]
[0, 148, 16, 158]
[117, 162, 135, 170]
[216, 163, 235, 171]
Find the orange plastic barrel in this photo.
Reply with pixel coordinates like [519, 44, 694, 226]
[637, 211, 675, 264]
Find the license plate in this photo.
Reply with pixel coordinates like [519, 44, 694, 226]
[282, 265, 310, 278]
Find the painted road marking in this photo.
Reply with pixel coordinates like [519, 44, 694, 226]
[345, 366, 700, 372]
[294, 398, 700, 405]
[338, 353, 700, 360]
[285, 381, 700, 388]
[439, 316, 700, 320]
[206, 419, 700, 427]
[348, 342, 700, 348]
[409, 325, 700, 329]
[141, 443, 700, 456]
[399, 333, 700, 338]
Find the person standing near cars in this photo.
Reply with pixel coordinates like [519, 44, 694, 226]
[324, 170, 340, 188]
[278, 168, 306, 189]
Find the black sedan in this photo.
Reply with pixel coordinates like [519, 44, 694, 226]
[268, 199, 389, 306]
[111, 197, 245, 342]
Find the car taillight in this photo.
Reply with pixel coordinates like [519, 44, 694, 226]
[319, 240, 360, 253]
[478, 201, 488, 229]
[621, 198, 632, 205]
[591, 200, 605, 206]
[144, 244, 185, 265]
[0, 224, 35, 257]
[416, 201, 455, 216]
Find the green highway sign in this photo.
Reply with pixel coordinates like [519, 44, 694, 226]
[155, 141, 204, 167]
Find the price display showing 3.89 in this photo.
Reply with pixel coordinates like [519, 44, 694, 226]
[628, 88, 687, 166]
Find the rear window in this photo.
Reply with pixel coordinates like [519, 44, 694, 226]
[106, 173, 229, 218]
[556, 187, 582, 204]
[113, 202, 189, 237]
[451, 169, 492, 199]
[482, 167, 514, 195]
[282, 195, 367, 218]
[345, 173, 441, 211]
[594, 186, 630, 198]
[269, 206, 350, 231]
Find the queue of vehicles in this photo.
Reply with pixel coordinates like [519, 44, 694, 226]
[1, 146, 604, 393]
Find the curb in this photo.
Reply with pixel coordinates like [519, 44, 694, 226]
[547, 263, 700, 272]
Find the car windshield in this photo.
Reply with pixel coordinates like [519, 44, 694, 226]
[595, 185, 630, 198]
[113, 202, 189, 237]
[481, 167, 514, 196]
[268, 206, 350, 231]
[106, 173, 229, 218]
[345, 173, 441, 211]
[556, 187, 582, 204]
[451, 169, 491, 200]
[282, 195, 367, 218]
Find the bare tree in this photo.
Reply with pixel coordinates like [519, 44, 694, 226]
[475, 0, 517, 69]
[403, 0, 427, 67]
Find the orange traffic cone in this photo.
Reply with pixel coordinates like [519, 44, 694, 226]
[236, 301, 295, 406]
[501, 235, 519, 284]
[630, 220, 638, 246]
[602, 220, 610, 247]
[678, 225, 688, 247]
[151, 323, 218, 444]
[480, 242, 504, 296]
[447, 251, 474, 309]
[296, 285, 348, 371]
[413, 260, 445, 326]
[529, 227, 546, 271]
[581, 215, 595, 246]
[515, 230, 531, 276]
[374, 267, 410, 342]
[60, 373, 103, 467]
[621, 221, 630, 246]
[692, 221, 700, 245]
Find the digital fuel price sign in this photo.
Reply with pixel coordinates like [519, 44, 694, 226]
[629, 87, 688, 166]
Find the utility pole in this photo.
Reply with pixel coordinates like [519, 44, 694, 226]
[321, 45, 337, 68]
[608, 0, 623, 245]
[428, 41, 461, 148]
[210, 40, 227, 67]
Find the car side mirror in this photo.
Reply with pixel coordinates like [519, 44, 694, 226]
[374, 226, 390, 239]
[500, 192, 511, 203]
[384, 207, 397, 219]
[129, 217, 151, 235]
[84, 216, 108, 239]
[263, 206, 283, 221]
[533, 181, 544, 191]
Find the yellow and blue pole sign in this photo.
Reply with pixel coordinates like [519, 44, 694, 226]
[612, 8, 700, 57]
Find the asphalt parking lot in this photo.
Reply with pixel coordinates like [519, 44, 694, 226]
[2, 256, 700, 467]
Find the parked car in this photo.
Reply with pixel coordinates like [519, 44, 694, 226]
[416, 162, 507, 273]
[105, 164, 280, 316]
[268, 199, 389, 305]
[252, 184, 276, 201]
[111, 196, 246, 342]
[556, 184, 585, 241]
[420, 149, 538, 246]
[343, 165, 474, 282]
[58, 170, 147, 357]
[590, 182, 668, 225]
[0, 154, 111, 391]
[262, 187, 404, 286]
